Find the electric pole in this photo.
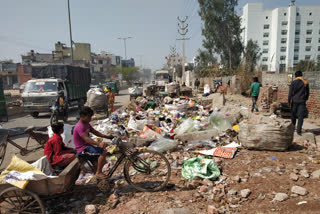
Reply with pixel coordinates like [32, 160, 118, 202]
[118, 37, 132, 60]
[67, 0, 73, 64]
[177, 16, 189, 84]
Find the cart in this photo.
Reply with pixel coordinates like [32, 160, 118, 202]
[0, 126, 49, 167]
[0, 158, 81, 214]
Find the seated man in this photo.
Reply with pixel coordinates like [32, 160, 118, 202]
[73, 107, 114, 178]
[44, 122, 76, 168]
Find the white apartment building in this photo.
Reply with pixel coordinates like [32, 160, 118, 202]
[241, 1, 320, 72]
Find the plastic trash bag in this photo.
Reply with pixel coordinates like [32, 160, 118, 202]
[128, 115, 138, 130]
[208, 111, 232, 133]
[148, 137, 178, 153]
[182, 156, 220, 181]
[174, 118, 201, 135]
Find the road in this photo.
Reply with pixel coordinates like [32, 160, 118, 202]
[0, 88, 130, 170]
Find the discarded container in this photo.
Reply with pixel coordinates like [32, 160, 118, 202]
[148, 137, 178, 153]
[182, 156, 220, 181]
[238, 120, 294, 151]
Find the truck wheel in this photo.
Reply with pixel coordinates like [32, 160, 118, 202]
[31, 112, 39, 118]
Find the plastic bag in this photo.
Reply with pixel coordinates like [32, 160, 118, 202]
[208, 112, 232, 133]
[174, 118, 201, 135]
[204, 84, 211, 94]
[127, 115, 138, 130]
[48, 124, 74, 149]
[182, 156, 220, 181]
[148, 137, 178, 153]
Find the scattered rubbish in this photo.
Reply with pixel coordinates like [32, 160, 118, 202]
[297, 201, 308, 205]
[208, 111, 232, 133]
[148, 137, 178, 153]
[182, 156, 220, 181]
[270, 156, 277, 160]
[174, 118, 201, 135]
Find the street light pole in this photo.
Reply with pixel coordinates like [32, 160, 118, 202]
[118, 37, 132, 60]
[67, 0, 73, 63]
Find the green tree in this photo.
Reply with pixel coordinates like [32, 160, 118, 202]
[194, 49, 217, 67]
[114, 66, 140, 82]
[198, 0, 243, 70]
[243, 39, 262, 73]
[295, 60, 316, 72]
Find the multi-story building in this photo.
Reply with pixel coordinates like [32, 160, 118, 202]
[241, 1, 320, 72]
[121, 58, 135, 67]
[21, 50, 53, 64]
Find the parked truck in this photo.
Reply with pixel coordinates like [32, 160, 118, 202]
[22, 64, 91, 118]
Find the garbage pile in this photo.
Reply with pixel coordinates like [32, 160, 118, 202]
[89, 94, 294, 183]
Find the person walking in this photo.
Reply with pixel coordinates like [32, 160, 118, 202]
[250, 77, 262, 113]
[288, 71, 309, 135]
[194, 78, 200, 93]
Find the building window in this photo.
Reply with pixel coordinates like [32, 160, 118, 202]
[297, 13, 299, 16]
[295, 38, 299, 44]
[263, 49, 268, 54]
[296, 21, 300, 25]
[305, 46, 311, 51]
[318, 55, 320, 60]
[263, 41, 269, 46]
[263, 33, 269, 38]
[309, 13, 312, 16]
[295, 30, 300, 35]
[281, 30, 288, 35]
[306, 30, 312, 35]
[306, 38, 312, 43]
[307, 21, 313, 26]
[282, 21, 288, 26]
[294, 55, 299, 61]
[319, 29, 320, 35]
[262, 57, 268, 62]
[318, 46, 320, 51]
[280, 56, 286, 61]
[294, 47, 299, 52]
[319, 38, 320, 43]
[280, 47, 287, 52]
[305, 55, 311, 60]
[266, 16, 268, 19]
[264, 24, 270, 29]
[284, 13, 287, 16]
[281, 38, 287, 44]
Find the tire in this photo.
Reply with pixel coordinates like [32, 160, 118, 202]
[0, 135, 7, 167]
[0, 187, 45, 214]
[50, 114, 57, 126]
[31, 112, 39, 118]
[124, 150, 171, 192]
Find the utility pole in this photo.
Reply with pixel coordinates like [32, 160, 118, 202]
[67, 0, 73, 64]
[177, 16, 189, 84]
[118, 37, 132, 60]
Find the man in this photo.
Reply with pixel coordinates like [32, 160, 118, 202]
[288, 71, 309, 135]
[108, 87, 115, 113]
[55, 90, 68, 115]
[73, 107, 114, 178]
[194, 78, 200, 93]
[250, 77, 262, 113]
[44, 122, 76, 168]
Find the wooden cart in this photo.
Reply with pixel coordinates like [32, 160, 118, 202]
[0, 158, 80, 214]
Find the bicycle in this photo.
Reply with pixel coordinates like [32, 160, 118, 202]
[97, 126, 171, 192]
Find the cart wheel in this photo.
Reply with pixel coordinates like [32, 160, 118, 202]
[0, 187, 45, 214]
[97, 178, 111, 193]
[0, 136, 7, 167]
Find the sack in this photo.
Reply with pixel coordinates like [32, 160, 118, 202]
[148, 137, 178, 153]
[238, 120, 294, 151]
[182, 156, 220, 181]
[85, 88, 108, 111]
[208, 112, 232, 133]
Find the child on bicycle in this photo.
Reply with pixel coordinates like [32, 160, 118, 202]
[73, 107, 114, 178]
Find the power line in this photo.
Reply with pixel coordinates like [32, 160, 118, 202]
[177, 16, 190, 83]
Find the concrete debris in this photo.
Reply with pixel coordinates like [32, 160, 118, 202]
[240, 189, 251, 198]
[290, 173, 299, 181]
[311, 169, 320, 179]
[207, 205, 218, 214]
[85, 204, 97, 214]
[291, 186, 308, 196]
[299, 169, 310, 178]
[273, 193, 289, 202]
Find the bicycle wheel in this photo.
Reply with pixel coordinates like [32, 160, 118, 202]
[0, 135, 8, 167]
[0, 187, 45, 214]
[124, 150, 171, 192]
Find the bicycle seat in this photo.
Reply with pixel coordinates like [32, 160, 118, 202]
[24, 126, 35, 133]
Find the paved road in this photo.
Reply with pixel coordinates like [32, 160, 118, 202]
[0, 88, 130, 170]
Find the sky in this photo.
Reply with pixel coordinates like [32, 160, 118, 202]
[0, 0, 319, 71]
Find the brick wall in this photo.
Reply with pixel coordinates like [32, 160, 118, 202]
[262, 71, 320, 118]
[17, 65, 32, 85]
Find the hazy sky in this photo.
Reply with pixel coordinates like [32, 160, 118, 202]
[0, 0, 319, 70]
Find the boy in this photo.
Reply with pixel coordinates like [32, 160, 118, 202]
[73, 107, 114, 178]
[44, 122, 76, 168]
[250, 77, 262, 113]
